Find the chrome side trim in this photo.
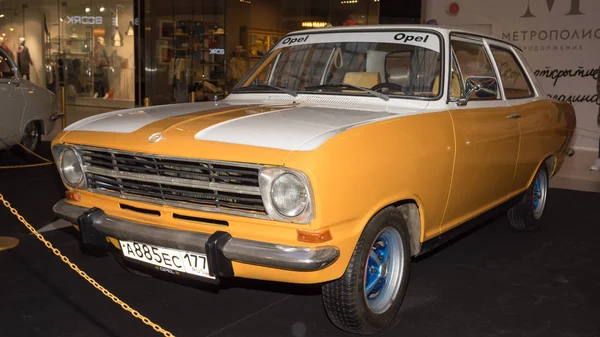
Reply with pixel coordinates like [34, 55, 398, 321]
[53, 200, 340, 272]
[75, 144, 264, 170]
[84, 165, 262, 196]
[91, 188, 271, 220]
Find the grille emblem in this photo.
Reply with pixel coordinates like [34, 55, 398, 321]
[148, 132, 165, 144]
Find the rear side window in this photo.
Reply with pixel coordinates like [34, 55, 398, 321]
[490, 46, 534, 99]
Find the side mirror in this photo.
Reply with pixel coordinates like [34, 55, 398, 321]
[457, 76, 498, 106]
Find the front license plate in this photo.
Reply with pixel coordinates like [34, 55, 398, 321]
[119, 240, 215, 279]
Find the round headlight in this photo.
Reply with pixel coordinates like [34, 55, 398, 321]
[271, 173, 309, 218]
[60, 148, 83, 186]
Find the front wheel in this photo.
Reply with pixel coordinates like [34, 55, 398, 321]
[20, 121, 41, 153]
[508, 164, 548, 230]
[322, 207, 411, 335]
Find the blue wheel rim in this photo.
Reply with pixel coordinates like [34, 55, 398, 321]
[531, 169, 548, 219]
[533, 178, 541, 210]
[363, 227, 404, 314]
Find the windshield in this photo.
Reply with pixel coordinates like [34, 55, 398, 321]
[235, 30, 443, 99]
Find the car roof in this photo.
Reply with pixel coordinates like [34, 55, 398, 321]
[287, 24, 522, 52]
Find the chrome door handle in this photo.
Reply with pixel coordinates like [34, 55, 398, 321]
[507, 113, 522, 119]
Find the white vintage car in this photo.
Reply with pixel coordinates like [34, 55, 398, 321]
[0, 47, 60, 152]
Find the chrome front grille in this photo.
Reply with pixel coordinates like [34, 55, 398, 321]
[77, 146, 267, 218]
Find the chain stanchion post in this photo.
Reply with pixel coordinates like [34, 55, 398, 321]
[61, 86, 67, 129]
[144, 97, 151, 107]
[189, 91, 195, 103]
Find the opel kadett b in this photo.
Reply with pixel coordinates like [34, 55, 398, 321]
[52, 26, 576, 334]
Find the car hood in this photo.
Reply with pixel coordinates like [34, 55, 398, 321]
[63, 101, 406, 152]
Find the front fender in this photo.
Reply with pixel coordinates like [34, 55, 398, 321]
[21, 82, 57, 135]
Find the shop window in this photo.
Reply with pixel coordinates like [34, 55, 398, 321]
[33, 0, 136, 113]
[490, 46, 534, 99]
[143, 0, 227, 105]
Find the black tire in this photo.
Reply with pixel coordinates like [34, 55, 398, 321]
[17, 121, 41, 154]
[322, 207, 411, 335]
[508, 164, 548, 230]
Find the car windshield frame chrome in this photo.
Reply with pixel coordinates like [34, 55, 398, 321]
[233, 28, 446, 102]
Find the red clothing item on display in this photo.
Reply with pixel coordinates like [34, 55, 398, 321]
[0, 44, 14, 61]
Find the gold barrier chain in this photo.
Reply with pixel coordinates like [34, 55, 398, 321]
[0, 193, 175, 337]
[0, 125, 54, 169]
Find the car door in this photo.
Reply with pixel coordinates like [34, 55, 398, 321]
[486, 44, 554, 192]
[440, 36, 521, 233]
[0, 48, 25, 148]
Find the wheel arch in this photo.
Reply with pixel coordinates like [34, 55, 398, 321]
[522, 154, 555, 191]
[362, 198, 424, 257]
[544, 155, 556, 178]
[22, 118, 45, 135]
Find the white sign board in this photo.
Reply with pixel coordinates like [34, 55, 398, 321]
[424, 0, 600, 150]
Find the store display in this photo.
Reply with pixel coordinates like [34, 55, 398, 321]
[17, 37, 34, 80]
[240, 27, 284, 68]
[226, 45, 250, 89]
[93, 36, 113, 99]
[160, 20, 227, 102]
[0, 40, 14, 61]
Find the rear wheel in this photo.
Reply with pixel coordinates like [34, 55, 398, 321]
[322, 207, 411, 335]
[508, 164, 548, 230]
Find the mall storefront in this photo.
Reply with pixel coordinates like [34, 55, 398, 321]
[0, 0, 394, 124]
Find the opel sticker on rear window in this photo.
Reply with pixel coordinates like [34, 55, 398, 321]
[281, 35, 310, 45]
[393, 33, 430, 43]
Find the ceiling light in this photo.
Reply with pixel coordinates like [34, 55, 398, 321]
[99, 6, 105, 12]
[0, 14, 4, 18]
[9, 27, 14, 32]
[341, 0, 358, 3]
[85, 7, 90, 12]
[112, 29, 123, 46]
[126, 21, 134, 36]
[301, 21, 328, 28]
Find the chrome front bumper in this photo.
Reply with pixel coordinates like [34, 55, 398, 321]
[52, 200, 339, 274]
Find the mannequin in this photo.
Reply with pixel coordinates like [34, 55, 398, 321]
[93, 36, 113, 99]
[17, 37, 34, 80]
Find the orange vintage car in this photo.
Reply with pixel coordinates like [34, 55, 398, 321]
[51, 25, 576, 334]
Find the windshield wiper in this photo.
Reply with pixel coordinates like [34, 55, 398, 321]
[233, 84, 297, 97]
[304, 83, 389, 101]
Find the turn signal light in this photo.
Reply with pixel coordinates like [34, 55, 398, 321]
[65, 190, 81, 201]
[297, 228, 332, 243]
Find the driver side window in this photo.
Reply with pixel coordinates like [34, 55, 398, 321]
[451, 39, 499, 101]
[0, 49, 16, 80]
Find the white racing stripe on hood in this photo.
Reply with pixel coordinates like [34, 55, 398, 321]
[194, 106, 406, 151]
[64, 102, 236, 133]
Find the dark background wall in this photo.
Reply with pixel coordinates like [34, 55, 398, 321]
[379, 0, 422, 24]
